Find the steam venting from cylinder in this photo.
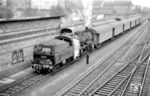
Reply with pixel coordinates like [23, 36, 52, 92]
[72, 38, 80, 59]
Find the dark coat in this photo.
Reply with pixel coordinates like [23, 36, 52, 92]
[86, 52, 89, 64]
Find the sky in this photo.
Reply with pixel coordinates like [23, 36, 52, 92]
[31, 0, 150, 8]
[102, 0, 150, 7]
[132, 0, 150, 7]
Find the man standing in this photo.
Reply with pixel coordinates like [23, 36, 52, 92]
[86, 52, 89, 64]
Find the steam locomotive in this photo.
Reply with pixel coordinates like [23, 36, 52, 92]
[32, 15, 141, 73]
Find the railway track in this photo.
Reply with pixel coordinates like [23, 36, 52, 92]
[119, 52, 149, 96]
[140, 55, 150, 96]
[0, 22, 148, 96]
[57, 22, 149, 96]
[0, 52, 88, 96]
[89, 52, 149, 96]
[88, 39, 150, 96]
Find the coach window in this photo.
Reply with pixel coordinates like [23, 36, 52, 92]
[123, 24, 125, 31]
[135, 20, 137, 25]
[130, 22, 132, 28]
[112, 28, 115, 37]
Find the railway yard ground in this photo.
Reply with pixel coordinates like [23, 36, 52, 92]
[0, 18, 150, 96]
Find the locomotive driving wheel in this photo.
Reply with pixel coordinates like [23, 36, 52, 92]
[52, 66, 57, 72]
[36, 68, 41, 73]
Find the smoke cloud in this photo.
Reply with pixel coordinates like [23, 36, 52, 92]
[81, 0, 93, 27]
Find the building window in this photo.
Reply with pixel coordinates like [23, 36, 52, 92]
[18, 50, 24, 61]
[12, 51, 18, 64]
[12, 49, 24, 64]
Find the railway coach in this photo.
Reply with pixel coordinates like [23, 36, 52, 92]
[90, 15, 141, 46]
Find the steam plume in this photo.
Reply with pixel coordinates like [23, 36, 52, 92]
[81, 0, 93, 27]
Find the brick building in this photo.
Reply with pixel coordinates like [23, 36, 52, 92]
[31, 0, 58, 9]
[0, 0, 7, 6]
[0, 0, 31, 18]
[93, 0, 133, 15]
[102, 1, 132, 14]
[65, 0, 83, 10]
[3, 0, 31, 10]
[93, 0, 103, 12]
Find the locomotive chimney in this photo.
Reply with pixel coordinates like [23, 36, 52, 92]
[85, 27, 88, 30]
[85, 27, 89, 32]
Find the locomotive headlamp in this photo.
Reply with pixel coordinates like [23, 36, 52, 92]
[35, 45, 42, 51]
[42, 48, 51, 53]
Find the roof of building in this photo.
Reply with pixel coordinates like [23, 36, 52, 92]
[0, 15, 64, 23]
[103, 0, 132, 7]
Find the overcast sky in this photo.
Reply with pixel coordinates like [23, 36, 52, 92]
[32, 0, 150, 8]
[103, 0, 150, 7]
[132, 0, 150, 7]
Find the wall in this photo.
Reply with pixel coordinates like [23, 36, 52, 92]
[0, 17, 60, 78]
